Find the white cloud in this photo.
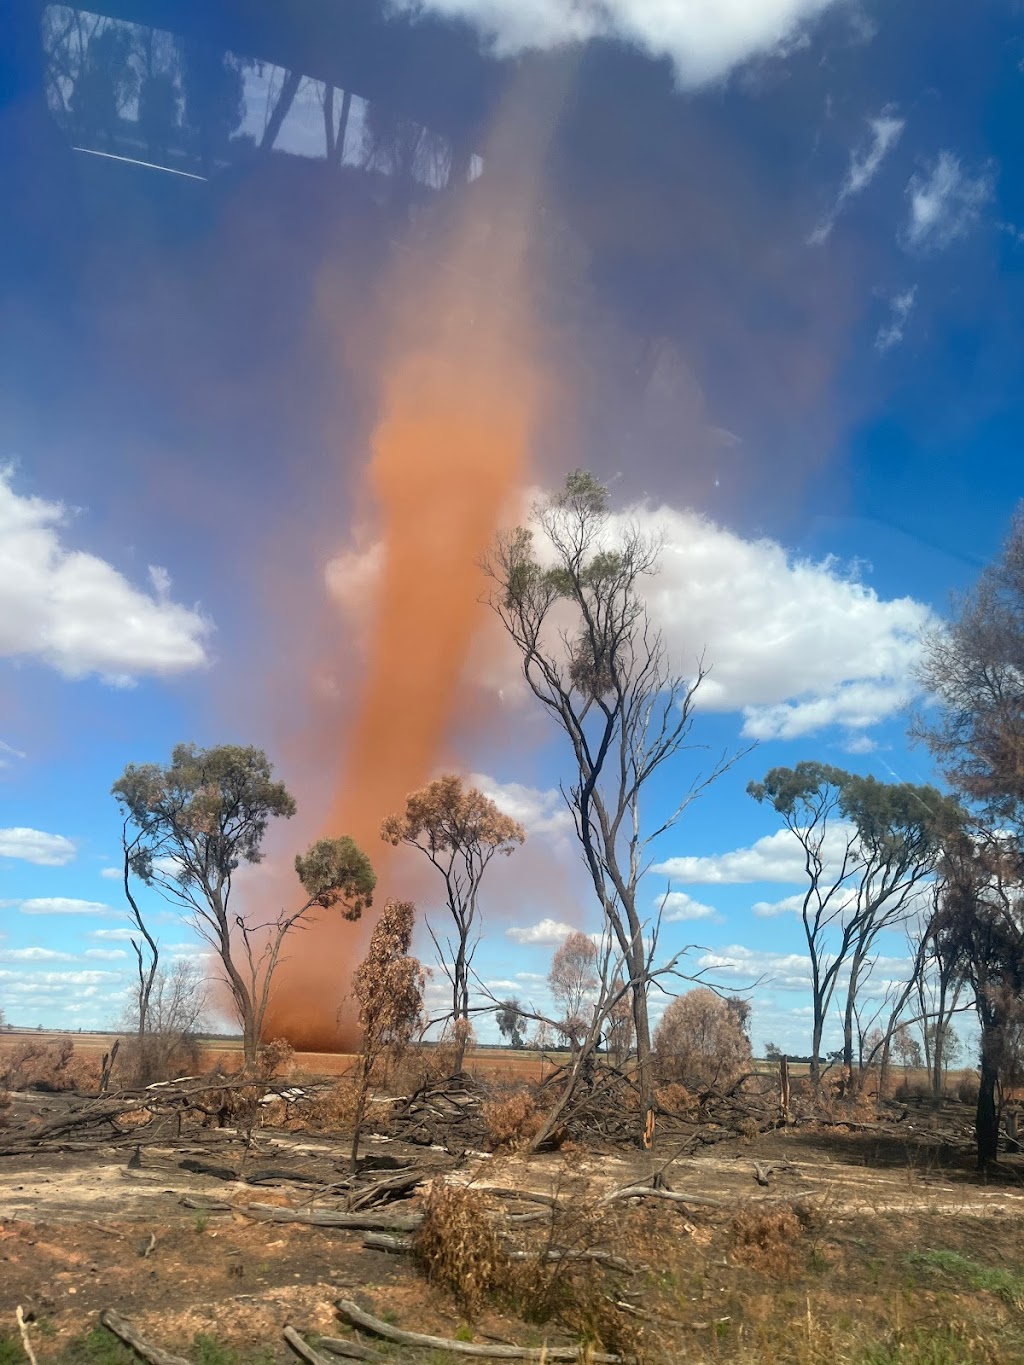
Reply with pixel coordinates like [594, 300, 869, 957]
[505, 918, 576, 946]
[698, 944, 811, 989]
[655, 823, 855, 885]
[875, 286, 917, 353]
[0, 468, 211, 681]
[810, 110, 904, 244]
[84, 948, 129, 960]
[16, 898, 115, 916]
[751, 892, 805, 917]
[904, 152, 993, 251]
[395, 0, 840, 87]
[609, 503, 931, 742]
[99, 866, 122, 880]
[0, 946, 76, 962]
[331, 498, 933, 745]
[659, 890, 721, 923]
[90, 927, 137, 940]
[0, 739, 26, 770]
[842, 734, 879, 754]
[469, 774, 572, 840]
[0, 827, 76, 866]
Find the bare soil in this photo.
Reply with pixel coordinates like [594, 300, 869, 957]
[4, 1079, 1024, 1363]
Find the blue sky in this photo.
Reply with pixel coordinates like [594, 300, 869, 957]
[1, 0, 1023, 1053]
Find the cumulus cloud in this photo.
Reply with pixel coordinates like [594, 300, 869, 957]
[752, 892, 805, 917]
[505, 918, 576, 946]
[16, 898, 115, 916]
[0, 968, 121, 989]
[875, 286, 917, 352]
[84, 948, 129, 960]
[396, 0, 840, 87]
[331, 498, 932, 745]
[469, 774, 572, 840]
[655, 823, 855, 885]
[810, 110, 905, 244]
[99, 867, 122, 880]
[0, 468, 211, 681]
[0, 827, 76, 866]
[659, 890, 722, 923]
[698, 944, 812, 989]
[596, 503, 930, 742]
[904, 152, 993, 251]
[90, 927, 138, 940]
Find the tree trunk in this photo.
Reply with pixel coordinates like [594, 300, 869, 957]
[331, 89, 352, 168]
[260, 68, 301, 152]
[977, 1031, 1000, 1168]
[810, 1009, 824, 1089]
[631, 974, 655, 1149]
[931, 1026, 945, 1105]
[879, 1034, 892, 1100]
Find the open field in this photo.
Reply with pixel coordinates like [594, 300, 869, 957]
[2, 1048, 1023, 1365]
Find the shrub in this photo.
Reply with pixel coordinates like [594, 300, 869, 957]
[731, 1204, 804, 1275]
[0, 1040, 101, 1093]
[256, 1037, 295, 1080]
[412, 1182, 508, 1318]
[481, 1089, 543, 1148]
[653, 988, 752, 1092]
[956, 1073, 981, 1106]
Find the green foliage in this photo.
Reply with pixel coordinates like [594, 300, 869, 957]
[906, 1249, 1024, 1307]
[553, 469, 610, 514]
[0, 1338, 26, 1365]
[192, 1333, 276, 1365]
[112, 742, 296, 884]
[295, 835, 376, 920]
[747, 760, 850, 815]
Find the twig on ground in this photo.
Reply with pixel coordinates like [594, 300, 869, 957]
[16, 1306, 38, 1365]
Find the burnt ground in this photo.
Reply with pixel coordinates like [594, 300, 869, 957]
[4, 1088, 1024, 1363]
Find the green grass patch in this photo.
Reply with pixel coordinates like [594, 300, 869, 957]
[857, 1322, 1003, 1364]
[906, 1249, 1024, 1307]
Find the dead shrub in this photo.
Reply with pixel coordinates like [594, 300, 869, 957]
[894, 1074, 933, 1102]
[653, 988, 752, 1092]
[0, 1086, 11, 1127]
[1, 1039, 100, 1093]
[256, 1037, 296, 1080]
[412, 1181, 508, 1318]
[655, 1081, 695, 1115]
[306, 1079, 392, 1134]
[730, 1204, 804, 1275]
[117, 1032, 205, 1088]
[482, 1089, 543, 1148]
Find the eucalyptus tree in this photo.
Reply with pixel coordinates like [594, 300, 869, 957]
[486, 471, 731, 1144]
[113, 743, 375, 1070]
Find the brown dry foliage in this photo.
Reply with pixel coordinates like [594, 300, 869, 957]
[380, 774, 526, 857]
[653, 988, 752, 1092]
[256, 1037, 296, 1079]
[305, 1078, 392, 1132]
[353, 899, 426, 1083]
[0, 1040, 101, 1093]
[481, 1089, 543, 1148]
[731, 1204, 804, 1275]
[655, 1081, 696, 1114]
[412, 1181, 509, 1318]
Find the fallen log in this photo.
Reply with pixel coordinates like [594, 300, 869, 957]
[335, 1299, 624, 1362]
[241, 1203, 422, 1232]
[283, 1326, 338, 1365]
[314, 1337, 387, 1362]
[599, 1185, 819, 1210]
[100, 1309, 193, 1365]
[361, 1233, 633, 1273]
[346, 1169, 426, 1210]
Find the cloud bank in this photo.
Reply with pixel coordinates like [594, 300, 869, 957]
[399, 0, 840, 87]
